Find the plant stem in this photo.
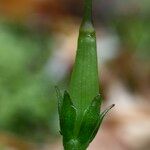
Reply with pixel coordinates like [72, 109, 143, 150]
[83, 0, 92, 23]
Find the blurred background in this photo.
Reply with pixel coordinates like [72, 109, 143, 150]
[0, 0, 150, 150]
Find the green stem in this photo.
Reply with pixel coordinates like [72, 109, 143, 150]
[83, 0, 93, 23]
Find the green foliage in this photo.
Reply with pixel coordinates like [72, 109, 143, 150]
[112, 17, 150, 60]
[0, 22, 55, 139]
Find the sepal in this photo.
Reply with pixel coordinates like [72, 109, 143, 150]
[56, 88, 114, 149]
[57, 90, 77, 142]
[77, 94, 102, 145]
[89, 104, 115, 143]
[99, 104, 115, 122]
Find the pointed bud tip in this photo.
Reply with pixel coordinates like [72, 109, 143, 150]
[111, 104, 115, 108]
[100, 104, 115, 119]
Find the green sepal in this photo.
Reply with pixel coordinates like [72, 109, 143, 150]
[77, 94, 102, 145]
[59, 91, 77, 142]
[56, 89, 114, 149]
[89, 104, 115, 143]
[99, 104, 115, 122]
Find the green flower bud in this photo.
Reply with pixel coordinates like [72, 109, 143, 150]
[56, 0, 114, 149]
